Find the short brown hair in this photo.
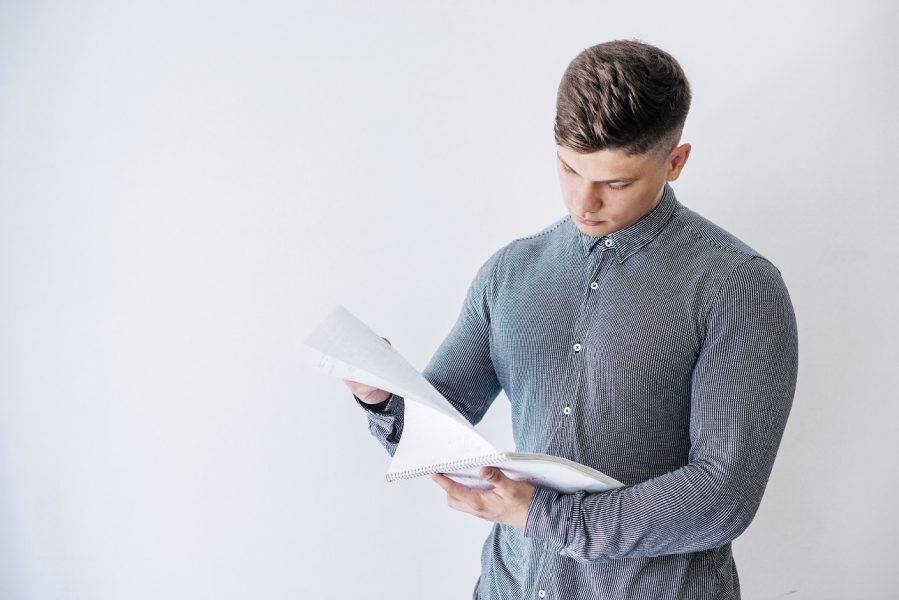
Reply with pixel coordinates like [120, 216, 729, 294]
[555, 40, 691, 161]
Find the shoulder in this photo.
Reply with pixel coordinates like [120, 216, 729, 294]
[493, 214, 574, 268]
[466, 215, 572, 292]
[665, 202, 787, 283]
[672, 204, 768, 261]
[665, 204, 793, 324]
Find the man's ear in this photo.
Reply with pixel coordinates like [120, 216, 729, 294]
[666, 143, 691, 181]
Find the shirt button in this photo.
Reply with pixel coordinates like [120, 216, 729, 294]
[603, 238, 614, 247]
[589, 281, 598, 290]
[563, 406, 572, 415]
[538, 591, 546, 599]
[573, 343, 582, 352]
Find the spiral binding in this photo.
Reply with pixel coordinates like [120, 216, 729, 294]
[386, 453, 506, 482]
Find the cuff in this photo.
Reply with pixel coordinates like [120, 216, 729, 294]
[522, 485, 576, 551]
[354, 393, 391, 413]
[355, 393, 402, 431]
[358, 393, 404, 453]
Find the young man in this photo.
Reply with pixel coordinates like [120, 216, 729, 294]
[346, 39, 798, 599]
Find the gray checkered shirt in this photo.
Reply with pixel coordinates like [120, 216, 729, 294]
[357, 182, 798, 599]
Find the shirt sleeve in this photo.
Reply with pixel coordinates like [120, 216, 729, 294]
[357, 247, 507, 456]
[356, 392, 405, 457]
[522, 256, 799, 563]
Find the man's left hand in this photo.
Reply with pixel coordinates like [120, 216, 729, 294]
[431, 467, 537, 529]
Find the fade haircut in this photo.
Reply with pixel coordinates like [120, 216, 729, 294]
[555, 40, 692, 163]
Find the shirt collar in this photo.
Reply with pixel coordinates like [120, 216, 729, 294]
[576, 181, 679, 261]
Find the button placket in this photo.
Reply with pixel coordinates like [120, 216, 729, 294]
[566, 246, 611, 428]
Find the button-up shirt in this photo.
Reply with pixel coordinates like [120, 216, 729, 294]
[357, 182, 798, 599]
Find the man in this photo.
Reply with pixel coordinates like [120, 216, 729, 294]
[345, 39, 798, 600]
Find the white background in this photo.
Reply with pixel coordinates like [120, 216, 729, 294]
[1, 1, 896, 598]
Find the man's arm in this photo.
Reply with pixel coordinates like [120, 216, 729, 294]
[348, 390, 402, 457]
[354, 247, 507, 456]
[524, 256, 799, 562]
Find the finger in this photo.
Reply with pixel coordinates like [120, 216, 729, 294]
[431, 473, 485, 507]
[444, 487, 488, 516]
[480, 467, 510, 492]
[431, 473, 469, 497]
[430, 472, 452, 491]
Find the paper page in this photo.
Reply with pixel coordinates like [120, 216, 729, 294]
[304, 304, 469, 425]
[442, 452, 623, 494]
[305, 304, 500, 475]
[387, 400, 498, 478]
[305, 305, 625, 494]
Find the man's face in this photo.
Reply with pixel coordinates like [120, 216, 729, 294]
[557, 143, 690, 237]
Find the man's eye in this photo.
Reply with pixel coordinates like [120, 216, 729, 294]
[609, 183, 630, 190]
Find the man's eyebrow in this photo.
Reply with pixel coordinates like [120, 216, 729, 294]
[556, 153, 638, 183]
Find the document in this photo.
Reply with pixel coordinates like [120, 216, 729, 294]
[305, 304, 623, 493]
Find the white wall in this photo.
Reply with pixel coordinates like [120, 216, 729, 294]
[1, 1, 896, 598]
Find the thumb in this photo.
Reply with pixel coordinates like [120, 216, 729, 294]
[481, 467, 508, 486]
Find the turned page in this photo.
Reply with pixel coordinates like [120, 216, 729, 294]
[304, 305, 499, 476]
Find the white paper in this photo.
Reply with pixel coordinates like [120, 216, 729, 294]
[303, 304, 499, 473]
[304, 304, 624, 493]
[304, 304, 469, 425]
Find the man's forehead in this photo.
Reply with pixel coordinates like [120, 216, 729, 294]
[556, 145, 650, 177]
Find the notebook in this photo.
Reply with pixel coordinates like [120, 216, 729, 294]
[304, 304, 624, 494]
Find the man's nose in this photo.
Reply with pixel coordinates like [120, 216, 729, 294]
[573, 181, 603, 214]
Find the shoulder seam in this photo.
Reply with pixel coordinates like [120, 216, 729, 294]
[485, 243, 512, 310]
[676, 213, 758, 258]
[510, 215, 570, 244]
[703, 255, 770, 327]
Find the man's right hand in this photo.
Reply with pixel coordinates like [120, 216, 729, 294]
[343, 379, 391, 405]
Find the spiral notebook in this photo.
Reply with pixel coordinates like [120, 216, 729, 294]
[304, 304, 624, 494]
